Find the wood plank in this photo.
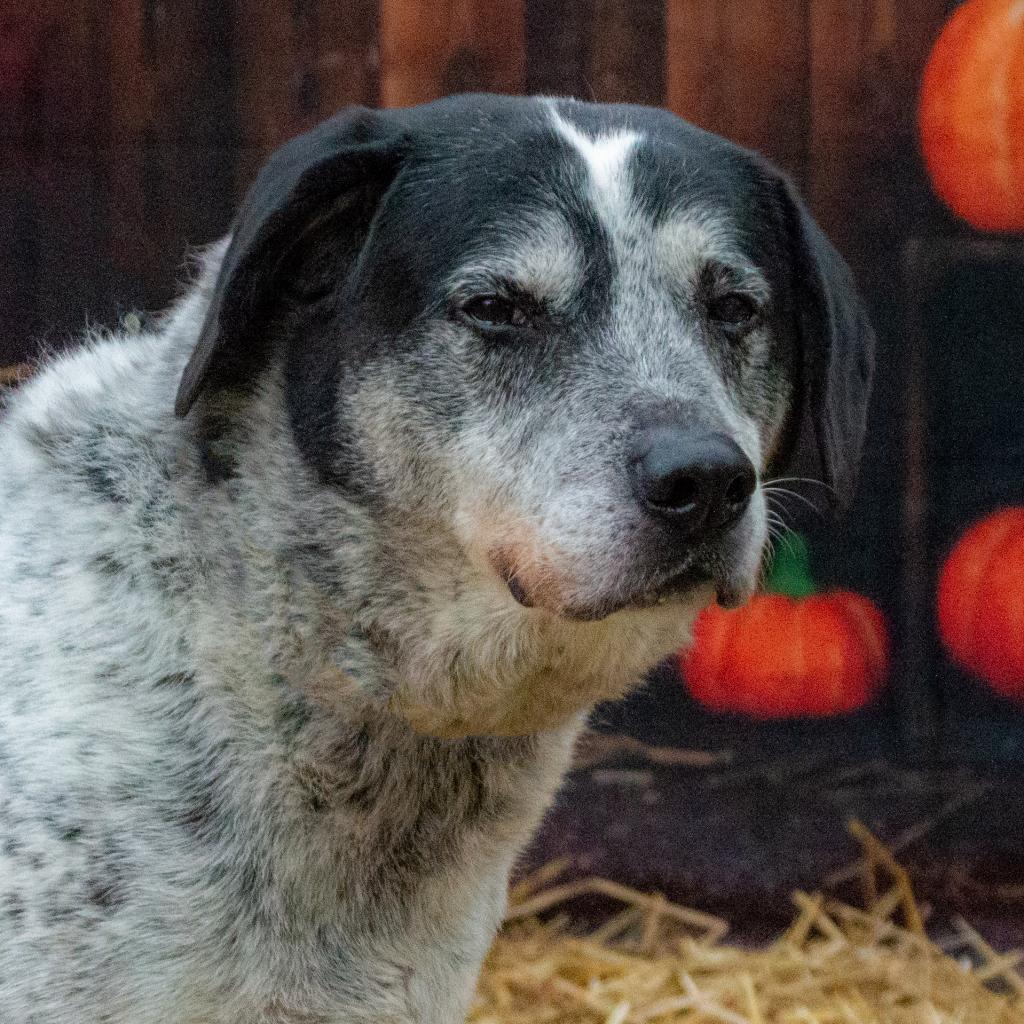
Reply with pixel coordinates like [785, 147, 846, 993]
[96, 0, 240, 313]
[808, 0, 949, 258]
[589, 0, 664, 105]
[0, 155, 38, 364]
[805, 1, 952, 763]
[524, 0, 591, 98]
[232, 0, 379, 166]
[379, 0, 524, 108]
[31, 157, 103, 342]
[1, 0, 97, 146]
[666, 0, 809, 182]
[0, 6, 47, 360]
[0, 1, 106, 352]
[313, 0, 380, 120]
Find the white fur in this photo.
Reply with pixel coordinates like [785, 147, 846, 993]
[549, 104, 639, 224]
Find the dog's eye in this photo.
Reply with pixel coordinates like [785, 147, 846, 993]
[709, 292, 759, 331]
[460, 295, 529, 329]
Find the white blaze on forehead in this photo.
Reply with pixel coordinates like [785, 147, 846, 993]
[548, 105, 640, 226]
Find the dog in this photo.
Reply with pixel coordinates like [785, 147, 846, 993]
[0, 94, 873, 1023]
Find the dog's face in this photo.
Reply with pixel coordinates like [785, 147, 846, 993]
[356, 112, 797, 621]
[176, 96, 873, 730]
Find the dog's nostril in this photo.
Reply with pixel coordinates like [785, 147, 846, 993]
[649, 471, 700, 511]
[725, 470, 755, 509]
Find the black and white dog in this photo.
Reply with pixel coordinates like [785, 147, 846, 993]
[0, 95, 873, 1022]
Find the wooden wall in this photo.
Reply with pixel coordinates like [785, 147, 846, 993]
[1, 0, 955, 364]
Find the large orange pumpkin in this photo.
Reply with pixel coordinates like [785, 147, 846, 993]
[680, 535, 889, 719]
[937, 507, 1024, 699]
[918, 0, 1024, 231]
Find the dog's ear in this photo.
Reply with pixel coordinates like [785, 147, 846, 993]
[774, 176, 876, 511]
[174, 107, 406, 418]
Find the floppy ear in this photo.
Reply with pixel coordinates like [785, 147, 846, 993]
[777, 178, 876, 511]
[174, 107, 406, 418]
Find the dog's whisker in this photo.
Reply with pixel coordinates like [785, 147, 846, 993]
[762, 485, 825, 517]
[763, 475, 838, 497]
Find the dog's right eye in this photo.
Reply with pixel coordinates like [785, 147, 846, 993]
[460, 295, 529, 329]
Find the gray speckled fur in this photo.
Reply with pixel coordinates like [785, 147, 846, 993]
[0, 95, 871, 1023]
[0, 290, 578, 1023]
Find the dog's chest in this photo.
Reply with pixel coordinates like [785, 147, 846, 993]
[178, 707, 576, 1022]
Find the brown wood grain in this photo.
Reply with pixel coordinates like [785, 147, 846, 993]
[590, 0, 664, 105]
[0, 7, 45, 358]
[0, 1, 104, 356]
[0, 155, 35, 364]
[524, 0, 591, 98]
[379, 0, 524, 108]
[96, 0, 240, 309]
[666, 0, 809, 182]
[808, 0, 948, 260]
[808, 0, 896, 252]
[525, 0, 664, 106]
[232, 0, 380, 169]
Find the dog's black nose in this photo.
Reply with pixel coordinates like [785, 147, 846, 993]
[632, 428, 756, 533]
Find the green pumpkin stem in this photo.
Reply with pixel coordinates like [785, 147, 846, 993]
[764, 531, 816, 598]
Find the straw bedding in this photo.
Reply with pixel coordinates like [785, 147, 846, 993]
[470, 823, 1024, 1024]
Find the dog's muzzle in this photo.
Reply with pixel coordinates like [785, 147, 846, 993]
[496, 425, 760, 621]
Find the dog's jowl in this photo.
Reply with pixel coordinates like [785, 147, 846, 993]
[0, 95, 874, 1023]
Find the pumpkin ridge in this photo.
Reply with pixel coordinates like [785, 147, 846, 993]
[834, 591, 887, 696]
[793, 598, 814, 714]
[982, 0, 1016, 214]
[701, 606, 735, 710]
[1011, 13, 1024, 218]
[725, 596, 778, 716]
[1003, 531, 1024, 684]
[819, 599, 856, 715]
[980, 525, 1024, 692]
[944, 511, 1023, 674]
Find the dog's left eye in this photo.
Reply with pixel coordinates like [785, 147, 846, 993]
[709, 292, 759, 331]
[460, 295, 529, 329]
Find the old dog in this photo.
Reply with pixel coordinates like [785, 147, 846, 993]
[0, 95, 873, 1022]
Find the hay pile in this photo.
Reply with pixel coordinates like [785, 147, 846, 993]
[471, 823, 1024, 1023]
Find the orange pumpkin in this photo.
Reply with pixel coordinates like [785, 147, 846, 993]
[918, 0, 1024, 231]
[937, 507, 1024, 699]
[680, 534, 889, 719]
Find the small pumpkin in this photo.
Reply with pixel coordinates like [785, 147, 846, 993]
[937, 507, 1024, 699]
[918, 0, 1024, 231]
[681, 534, 889, 719]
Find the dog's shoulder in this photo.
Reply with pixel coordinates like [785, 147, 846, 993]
[0, 321, 196, 742]
[2, 324, 177, 482]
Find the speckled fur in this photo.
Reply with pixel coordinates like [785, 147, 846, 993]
[0, 95, 872, 1023]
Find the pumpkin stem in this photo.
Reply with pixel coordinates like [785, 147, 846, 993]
[765, 531, 816, 598]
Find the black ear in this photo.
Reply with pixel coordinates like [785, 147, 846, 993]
[174, 107, 406, 418]
[777, 177, 876, 510]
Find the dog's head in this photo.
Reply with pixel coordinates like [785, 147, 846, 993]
[176, 96, 874, 731]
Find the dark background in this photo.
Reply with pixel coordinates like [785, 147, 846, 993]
[4, 0, 1024, 923]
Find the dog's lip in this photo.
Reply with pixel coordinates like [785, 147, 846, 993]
[505, 574, 533, 608]
[633, 564, 714, 607]
[505, 563, 718, 621]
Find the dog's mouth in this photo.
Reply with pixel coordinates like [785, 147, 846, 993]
[501, 560, 740, 622]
